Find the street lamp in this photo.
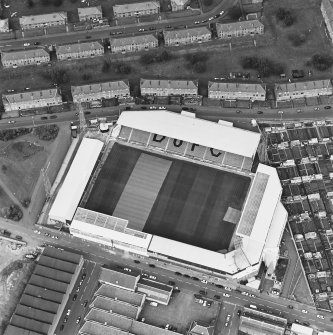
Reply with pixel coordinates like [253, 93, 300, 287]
[278, 110, 284, 123]
[32, 116, 35, 128]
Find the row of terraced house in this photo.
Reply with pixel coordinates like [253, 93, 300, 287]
[2, 78, 333, 116]
[0, 19, 264, 68]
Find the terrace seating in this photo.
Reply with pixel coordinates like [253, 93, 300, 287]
[129, 129, 150, 146]
[223, 152, 244, 170]
[166, 138, 187, 155]
[185, 143, 206, 160]
[118, 126, 132, 141]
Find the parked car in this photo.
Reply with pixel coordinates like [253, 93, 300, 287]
[83, 300, 88, 307]
[50, 115, 57, 119]
[168, 281, 175, 286]
[201, 279, 208, 284]
[214, 295, 220, 299]
[150, 301, 158, 307]
[199, 290, 206, 296]
[73, 294, 77, 301]
[7, 120, 16, 124]
[148, 264, 155, 268]
[215, 284, 223, 288]
[124, 267, 132, 272]
[288, 305, 294, 309]
[257, 110, 263, 114]
[175, 272, 182, 276]
[224, 287, 232, 291]
[60, 324, 65, 331]
[222, 293, 230, 297]
[324, 106, 332, 109]
[134, 260, 140, 264]
[149, 275, 157, 280]
[317, 315, 324, 319]
[41, 116, 48, 120]
[192, 277, 199, 281]
[81, 273, 86, 279]
[63, 316, 68, 323]
[301, 310, 308, 314]
[76, 316, 81, 324]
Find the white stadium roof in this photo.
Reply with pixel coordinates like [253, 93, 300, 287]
[149, 163, 285, 275]
[117, 111, 261, 158]
[290, 323, 314, 335]
[49, 138, 103, 223]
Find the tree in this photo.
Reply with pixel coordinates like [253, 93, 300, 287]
[27, 0, 35, 8]
[6, 204, 23, 221]
[310, 53, 333, 71]
[193, 61, 206, 73]
[203, 0, 213, 6]
[82, 73, 92, 81]
[101, 60, 111, 73]
[140, 53, 155, 65]
[1, 165, 7, 174]
[53, 0, 63, 6]
[229, 6, 242, 21]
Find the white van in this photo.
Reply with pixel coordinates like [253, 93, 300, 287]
[149, 301, 158, 307]
[249, 304, 257, 309]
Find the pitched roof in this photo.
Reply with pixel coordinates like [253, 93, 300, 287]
[0, 18, 9, 32]
[99, 267, 140, 291]
[113, 1, 159, 14]
[216, 19, 263, 33]
[164, 26, 211, 39]
[78, 5, 102, 17]
[110, 34, 157, 47]
[72, 80, 129, 96]
[57, 41, 103, 54]
[19, 12, 67, 26]
[1, 48, 49, 62]
[2, 89, 60, 104]
[322, 0, 333, 23]
[171, 0, 189, 7]
[275, 79, 333, 93]
[141, 79, 198, 90]
[188, 321, 214, 335]
[208, 81, 266, 94]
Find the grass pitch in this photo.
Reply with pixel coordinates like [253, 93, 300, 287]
[85, 143, 251, 251]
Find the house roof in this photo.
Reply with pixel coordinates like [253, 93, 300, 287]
[117, 110, 260, 158]
[2, 89, 60, 104]
[1, 48, 49, 62]
[19, 12, 67, 26]
[275, 79, 333, 94]
[0, 18, 9, 32]
[171, 0, 189, 7]
[78, 5, 102, 17]
[164, 26, 211, 40]
[57, 41, 103, 55]
[110, 34, 157, 47]
[140, 79, 198, 90]
[99, 267, 140, 291]
[188, 321, 215, 335]
[208, 81, 266, 94]
[71, 80, 129, 96]
[216, 20, 263, 34]
[113, 1, 159, 15]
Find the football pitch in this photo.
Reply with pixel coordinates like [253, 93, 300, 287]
[85, 143, 251, 251]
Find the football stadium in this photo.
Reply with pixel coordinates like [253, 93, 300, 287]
[48, 110, 288, 280]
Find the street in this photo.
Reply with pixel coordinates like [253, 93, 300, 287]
[0, 216, 332, 334]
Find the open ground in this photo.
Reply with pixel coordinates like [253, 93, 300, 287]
[85, 143, 251, 251]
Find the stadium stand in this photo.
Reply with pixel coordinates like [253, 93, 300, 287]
[118, 126, 132, 141]
[166, 138, 187, 155]
[223, 152, 245, 170]
[185, 143, 206, 160]
[129, 129, 151, 145]
[147, 133, 168, 150]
